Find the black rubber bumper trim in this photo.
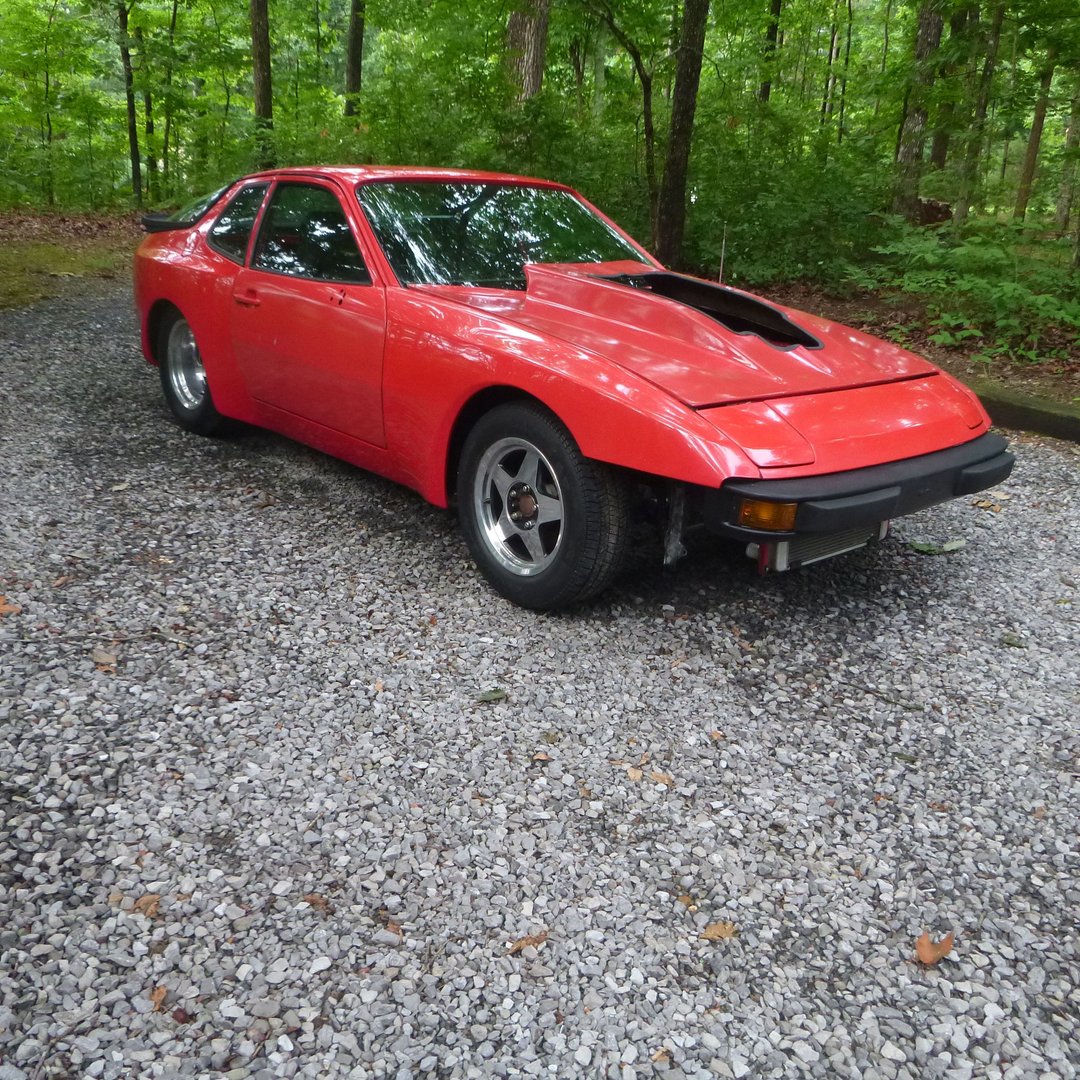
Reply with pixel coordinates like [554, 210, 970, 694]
[703, 432, 1014, 541]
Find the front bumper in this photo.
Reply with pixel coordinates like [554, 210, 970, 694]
[703, 432, 1014, 542]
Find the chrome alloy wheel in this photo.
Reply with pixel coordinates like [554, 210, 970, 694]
[473, 437, 564, 576]
[165, 319, 207, 412]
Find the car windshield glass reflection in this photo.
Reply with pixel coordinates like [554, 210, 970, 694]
[356, 182, 645, 289]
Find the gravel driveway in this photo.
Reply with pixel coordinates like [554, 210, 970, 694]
[1, 283, 1077, 1080]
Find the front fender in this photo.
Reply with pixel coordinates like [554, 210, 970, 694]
[381, 292, 758, 507]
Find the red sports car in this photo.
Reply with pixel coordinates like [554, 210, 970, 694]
[134, 166, 1014, 608]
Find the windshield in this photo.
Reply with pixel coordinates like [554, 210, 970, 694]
[356, 181, 647, 288]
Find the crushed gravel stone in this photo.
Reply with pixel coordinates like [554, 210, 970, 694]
[1, 283, 1078, 1079]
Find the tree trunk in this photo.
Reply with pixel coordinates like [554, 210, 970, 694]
[594, 9, 658, 245]
[953, 3, 1003, 227]
[117, 1, 142, 205]
[656, 0, 710, 267]
[343, 0, 364, 117]
[892, 1, 944, 220]
[506, 0, 551, 101]
[161, 0, 178, 191]
[758, 0, 782, 103]
[250, 0, 274, 168]
[1054, 85, 1080, 236]
[42, 0, 61, 207]
[592, 23, 607, 119]
[819, 4, 839, 127]
[1014, 49, 1057, 221]
[929, 7, 971, 170]
[837, 0, 853, 143]
[135, 25, 156, 203]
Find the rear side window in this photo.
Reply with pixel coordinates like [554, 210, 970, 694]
[208, 183, 269, 264]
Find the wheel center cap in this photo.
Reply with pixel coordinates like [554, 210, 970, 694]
[508, 483, 539, 529]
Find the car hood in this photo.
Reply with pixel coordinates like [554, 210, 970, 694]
[425, 263, 939, 409]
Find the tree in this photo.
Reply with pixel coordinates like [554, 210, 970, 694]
[506, 0, 552, 101]
[655, 0, 709, 266]
[758, 0, 782, 103]
[1055, 82, 1080, 236]
[116, 0, 142, 205]
[953, 3, 1004, 227]
[1013, 46, 1056, 220]
[250, 0, 274, 168]
[893, 1, 945, 221]
[343, 0, 365, 117]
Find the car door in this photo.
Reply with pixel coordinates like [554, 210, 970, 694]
[230, 179, 387, 447]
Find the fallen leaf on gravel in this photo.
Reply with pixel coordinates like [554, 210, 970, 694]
[1001, 632, 1026, 648]
[507, 929, 548, 954]
[52, 575, 75, 588]
[302, 893, 333, 914]
[532, 751, 552, 761]
[477, 688, 507, 703]
[650, 1048, 671, 1063]
[709, 730, 725, 741]
[92, 646, 117, 668]
[385, 920, 403, 937]
[700, 921, 738, 941]
[0, 596, 22, 618]
[1032, 805, 1046, 820]
[650, 770, 674, 787]
[578, 784, 592, 799]
[677, 894, 698, 912]
[171, 1007, 193, 1024]
[915, 931, 954, 965]
[108, 890, 124, 905]
[133, 893, 161, 918]
[624, 766, 643, 782]
[542, 730, 561, 744]
[149, 986, 167, 1012]
[908, 539, 966, 556]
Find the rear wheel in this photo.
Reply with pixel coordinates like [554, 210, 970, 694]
[458, 403, 629, 609]
[158, 309, 227, 435]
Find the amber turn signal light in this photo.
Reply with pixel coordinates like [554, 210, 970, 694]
[737, 498, 798, 531]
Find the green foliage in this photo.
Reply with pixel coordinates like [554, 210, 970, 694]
[850, 222, 1080, 361]
[0, 0, 1078, 367]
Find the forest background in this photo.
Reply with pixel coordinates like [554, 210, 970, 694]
[1, 0, 1078, 398]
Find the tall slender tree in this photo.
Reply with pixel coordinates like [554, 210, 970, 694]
[1013, 46, 1056, 220]
[250, 0, 274, 168]
[656, 0, 709, 266]
[758, 0, 782, 103]
[116, 0, 142, 205]
[893, 1, 945, 220]
[954, 3, 1004, 226]
[343, 0, 364, 117]
[1055, 83, 1080, 236]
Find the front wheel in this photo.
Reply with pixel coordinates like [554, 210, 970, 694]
[457, 403, 629, 609]
[157, 309, 228, 435]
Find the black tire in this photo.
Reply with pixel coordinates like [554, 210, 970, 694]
[157, 309, 228, 436]
[457, 402, 630, 609]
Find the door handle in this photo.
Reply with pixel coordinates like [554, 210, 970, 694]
[234, 290, 261, 308]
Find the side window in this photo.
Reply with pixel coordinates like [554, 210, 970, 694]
[252, 183, 370, 284]
[207, 183, 268, 263]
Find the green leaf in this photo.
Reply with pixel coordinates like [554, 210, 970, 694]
[476, 688, 508, 703]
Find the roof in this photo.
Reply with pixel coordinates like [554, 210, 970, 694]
[242, 165, 566, 188]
